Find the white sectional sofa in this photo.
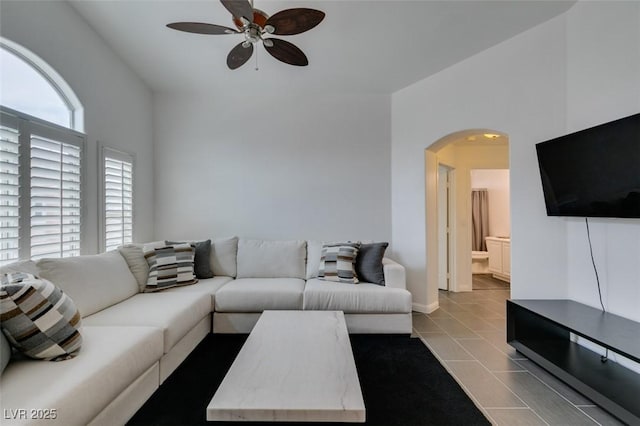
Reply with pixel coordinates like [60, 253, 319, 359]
[0, 238, 412, 425]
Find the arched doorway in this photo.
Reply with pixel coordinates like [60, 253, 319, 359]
[425, 129, 509, 306]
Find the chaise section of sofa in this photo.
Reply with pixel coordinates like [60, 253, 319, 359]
[82, 292, 211, 382]
[0, 326, 163, 426]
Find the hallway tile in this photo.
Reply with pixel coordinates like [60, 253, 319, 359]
[412, 314, 443, 333]
[517, 360, 593, 406]
[419, 332, 475, 361]
[493, 371, 598, 425]
[447, 311, 498, 332]
[456, 338, 525, 372]
[425, 309, 452, 319]
[486, 408, 548, 425]
[474, 330, 526, 360]
[429, 316, 479, 338]
[459, 302, 505, 319]
[445, 361, 526, 408]
[432, 288, 617, 425]
[578, 406, 626, 426]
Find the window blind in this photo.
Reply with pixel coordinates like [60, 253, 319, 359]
[0, 121, 20, 265]
[104, 152, 133, 252]
[30, 134, 81, 260]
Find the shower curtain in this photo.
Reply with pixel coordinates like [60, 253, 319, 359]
[472, 189, 489, 251]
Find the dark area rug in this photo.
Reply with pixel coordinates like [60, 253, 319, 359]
[128, 334, 490, 426]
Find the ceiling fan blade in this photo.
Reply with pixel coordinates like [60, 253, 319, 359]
[227, 42, 254, 69]
[263, 38, 308, 66]
[167, 22, 239, 35]
[265, 8, 325, 35]
[220, 0, 254, 23]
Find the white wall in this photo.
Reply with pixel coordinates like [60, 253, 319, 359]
[392, 1, 640, 323]
[393, 13, 568, 310]
[153, 92, 391, 243]
[0, 1, 155, 253]
[471, 169, 510, 238]
[564, 1, 640, 321]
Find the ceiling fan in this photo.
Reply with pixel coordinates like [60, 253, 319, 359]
[167, 0, 325, 70]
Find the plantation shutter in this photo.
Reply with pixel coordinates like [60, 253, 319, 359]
[0, 114, 20, 265]
[29, 127, 82, 260]
[103, 148, 133, 252]
[0, 107, 85, 264]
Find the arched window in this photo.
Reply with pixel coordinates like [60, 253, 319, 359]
[0, 39, 85, 265]
[1, 46, 73, 128]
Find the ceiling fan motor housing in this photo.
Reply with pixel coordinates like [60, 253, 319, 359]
[233, 9, 268, 31]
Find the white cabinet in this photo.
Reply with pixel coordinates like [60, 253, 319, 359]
[485, 237, 510, 282]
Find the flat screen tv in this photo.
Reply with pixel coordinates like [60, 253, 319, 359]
[535, 113, 640, 218]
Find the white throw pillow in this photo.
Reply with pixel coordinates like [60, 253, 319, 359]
[210, 237, 239, 278]
[118, 241, 164, 291]
[37, 251, 138, 317]
[236, 239, 306, 279]
[306, 240, 323, 279]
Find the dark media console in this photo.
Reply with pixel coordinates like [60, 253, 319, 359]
[507, 299, 640, 424]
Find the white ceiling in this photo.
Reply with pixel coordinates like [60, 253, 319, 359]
[69, 0, 575, 96]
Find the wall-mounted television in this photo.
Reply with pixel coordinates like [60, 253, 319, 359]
[536, 113, 640, 218]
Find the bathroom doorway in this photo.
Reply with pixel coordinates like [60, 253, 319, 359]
[425, 129, 510, 301]
[470, 169, 511, 291]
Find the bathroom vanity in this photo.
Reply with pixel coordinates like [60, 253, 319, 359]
[485, 236, 510, 282]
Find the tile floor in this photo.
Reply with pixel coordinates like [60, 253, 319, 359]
[413, 289, 625, 426]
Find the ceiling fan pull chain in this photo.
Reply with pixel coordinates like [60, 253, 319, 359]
[255, 48, 259, 71]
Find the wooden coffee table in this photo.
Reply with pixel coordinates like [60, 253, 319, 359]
[206, 310, 365, 422]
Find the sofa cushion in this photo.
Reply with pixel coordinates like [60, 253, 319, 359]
[1, 273, 82, 361]
[237, 239, 306, 279]
[0, 260, 39, 276]
[355, 242, 389, 286]
[143, 243, 197, 292]
[0, 325, 163, 426]
[211, 236, 238, 277]
[118, 241, 165, 291]
[166, 239, 214, 279]
[37, 251, 138, 318]
[317, 242, 360, 283]
[83, 292, 210, 353]
[303, 278, 412, 313]
[214, 278, 305, 312]
[164, 276, 234, 310]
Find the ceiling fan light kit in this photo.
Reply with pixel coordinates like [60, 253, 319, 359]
[167, 0, 325, 70]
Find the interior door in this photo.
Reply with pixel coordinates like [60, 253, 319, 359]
[437, 164, 451, 290]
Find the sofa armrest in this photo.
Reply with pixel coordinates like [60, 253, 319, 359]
[382, 257, 406, 289]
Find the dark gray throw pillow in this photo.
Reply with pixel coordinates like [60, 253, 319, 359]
[166, 239, 214, 279]
[355, 242, 389, 285]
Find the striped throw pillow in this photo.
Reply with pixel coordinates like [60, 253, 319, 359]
[317, 243, 360, 283]
[0, 272, 82, 361]
[143, 243, 198, 292]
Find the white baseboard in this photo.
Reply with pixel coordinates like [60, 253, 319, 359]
[412, 301, 439, 314]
